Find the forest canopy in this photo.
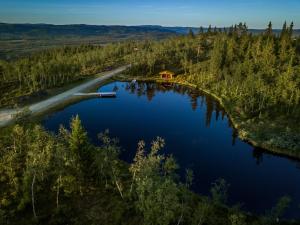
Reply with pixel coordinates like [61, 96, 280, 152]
[0, 117, 296, 225]
[0, 21, 300, 224]
[125, 22, 300, 155]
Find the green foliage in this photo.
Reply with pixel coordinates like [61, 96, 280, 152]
[126, 21, 300, 153]
[130, 138, 181, 225]
[188, 28, 195, 39]
[267, 196, 292, 223]
[211, 178, 230, 205]
[1, 21, 299, 223]
[69, 115, 88, 155]
[128, 22, 299, 120]
[192, 199, 212, 225]
[0, 118, 296, 224]
[229, 213, 246, 225]
[0, 42, 134, 107]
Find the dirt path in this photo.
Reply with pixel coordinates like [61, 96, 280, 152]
[0, 65, 130, 128]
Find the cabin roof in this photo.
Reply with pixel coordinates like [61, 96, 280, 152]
[159, 70, 175, 75]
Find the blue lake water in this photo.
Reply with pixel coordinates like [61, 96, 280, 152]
[42, 81, 300, 218]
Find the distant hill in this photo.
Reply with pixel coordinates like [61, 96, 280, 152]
[0, 23, 178, 60]
[1, 23, 299, 40]
[0, 23, 177, 40]
[0, 23, 299, 60]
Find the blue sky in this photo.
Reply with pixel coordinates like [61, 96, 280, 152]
[0, 0, 299, 28]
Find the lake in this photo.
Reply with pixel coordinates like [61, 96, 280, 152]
[42, 81, 300, 218]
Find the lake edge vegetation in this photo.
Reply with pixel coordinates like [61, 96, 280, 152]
[1, 22, 299, 159]
[123, 21, 300, 159]
[0, 43, 134, 107]
[0, 116, 298, 225]
[1, 22, 299, 160]
[0, 21, 300, 224]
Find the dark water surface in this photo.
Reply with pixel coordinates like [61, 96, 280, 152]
[42, 81, 300, 218]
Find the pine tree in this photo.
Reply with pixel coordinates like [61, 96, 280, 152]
[210, 37, 225, 79]
[265, 21, 273, 37]
[213, 26, 218, 34]
[69, 115, 88, 154]
[188, 28, 195, 38]
[68, 115, 92, 172]
[280, 21, 288, 39]
[288, 21, 294, 38]
[207, 25, 212, 34]
[198, 26, 204, 34]
[228, 25, 234, 36]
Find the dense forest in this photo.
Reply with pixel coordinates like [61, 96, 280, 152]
[0, 117, 297, 225]
[0, 21, 299, 152]
[0, 42, 134, 106]
[0, 21, 300, 224]
[1, 23, 299, 41]
[128, 22, 300, 118]
[125, 22, 300, 156]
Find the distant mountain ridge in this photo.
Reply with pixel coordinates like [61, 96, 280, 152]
[0, 23, 299, 60]
[1, 23, 299, 40]
[0, 23, 177, 40]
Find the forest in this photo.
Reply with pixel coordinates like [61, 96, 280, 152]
[0, 116, 297, 225]
[128, 22, 300, 119]
[0, 42, 134, 106]
[125, 22, 300, 157]
[0, 22, 300, 224]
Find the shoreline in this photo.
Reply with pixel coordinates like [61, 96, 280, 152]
[116, 75, 300, 160]
[1, 70, 299, 160]
[0, 65, 130, 128]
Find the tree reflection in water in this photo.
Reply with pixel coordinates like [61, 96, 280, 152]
[123, 81, 296, 167]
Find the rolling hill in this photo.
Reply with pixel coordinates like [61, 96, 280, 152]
[0, 23, 299, 60]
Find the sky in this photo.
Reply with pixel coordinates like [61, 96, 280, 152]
[0, 0, 299, 28]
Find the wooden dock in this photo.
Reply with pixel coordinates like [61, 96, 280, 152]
[73, 92, 116, 97]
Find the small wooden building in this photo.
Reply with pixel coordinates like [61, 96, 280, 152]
[159, 70, 175, 80]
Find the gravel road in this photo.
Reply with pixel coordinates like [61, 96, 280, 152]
[0, 65, 129, 128]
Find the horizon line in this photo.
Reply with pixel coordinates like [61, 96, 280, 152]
[0, 21, 298, 30]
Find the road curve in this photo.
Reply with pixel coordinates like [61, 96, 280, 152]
[0, 65, 130, 128]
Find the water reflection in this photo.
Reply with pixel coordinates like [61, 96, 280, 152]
[124, 81, 300, 168]
[126, 81, 232, 137]
[122, 81, 300, 166]
[127, 82, 225, 122]
[232, 129, 238, 146]
[42, 81, 300, 218]
[252, 148, 264, 165]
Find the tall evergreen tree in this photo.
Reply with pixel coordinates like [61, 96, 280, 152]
[207, 25, 212, 34]
[280, 21, 288, 39]
[188, 28, 195, 38]
[213, 26, 218, 34]
[288, 21, 294, 38]
[265, 21, 273, 37]
[199, 26, 204, 34]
